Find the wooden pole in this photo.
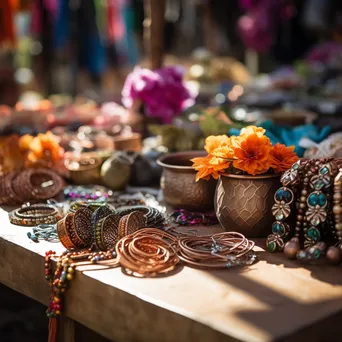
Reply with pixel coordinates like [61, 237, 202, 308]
[143, 0, 166, 70]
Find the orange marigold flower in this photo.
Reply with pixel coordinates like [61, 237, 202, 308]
[38, 131, 64, 161]
[232, 133, 272, 175]
[18, 134, 34, 150]
[211, 145, 234, 159]
[240, 125, 266, 137]
[191, 154, 230, 181]
[204, 135, 230, 154]
[269, 143, 298, 173]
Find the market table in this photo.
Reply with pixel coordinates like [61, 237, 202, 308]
[1, 207, 342, 342]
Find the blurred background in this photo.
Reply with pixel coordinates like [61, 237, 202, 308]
[1, 0, 342, 166]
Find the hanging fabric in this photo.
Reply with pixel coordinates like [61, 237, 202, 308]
[54, 0, 106, 76]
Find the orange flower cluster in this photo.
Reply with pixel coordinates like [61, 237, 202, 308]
[192, 126, 298, 181]
[0, 132, 64, 174]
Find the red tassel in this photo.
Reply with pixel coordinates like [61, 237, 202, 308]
[48, 317, 58, 342]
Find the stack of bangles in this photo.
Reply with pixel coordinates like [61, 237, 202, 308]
[0, 169, 64, 205]
[9, 204, 64, 226]
[177, 232, 256, 268]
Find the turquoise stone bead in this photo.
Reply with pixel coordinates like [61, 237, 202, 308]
[308, 193, 317, 206]
[318, 193, 326, 206]
[314, 179, 325, 190]
[311, 216, 321, 226]
[308, 192, 326, 207]
[307, 227, 320, 241]
[276, 212, 284, 220]
[275, 187, 293, 202]
[266, 240, 277, 252]
[292, 162, 299, 170]
[272, 222, 285, 236]
[320, 166, 329, 175]
[61, 271, 67, 281]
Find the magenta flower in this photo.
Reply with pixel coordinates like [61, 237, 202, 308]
[122, 66, 196, 124]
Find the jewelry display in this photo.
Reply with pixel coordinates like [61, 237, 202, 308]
[9, 204, 64, 226]
[267, 158, 342, 263]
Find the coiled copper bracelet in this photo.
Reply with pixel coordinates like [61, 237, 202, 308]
[177, 232, 256, 268]
[116, 228, 179, 276]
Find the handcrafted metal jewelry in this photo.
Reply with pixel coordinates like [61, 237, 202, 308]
[177, 232, 256, 268]
[267, 160, 310, 253]
[116, 205, 165, 228]
[116, 228, 179, 276]
[9, 204, 63, 226]
[268, 158, 342, 264]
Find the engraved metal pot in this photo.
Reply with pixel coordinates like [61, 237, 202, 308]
[215, 173, 281, 238]
[157, 152, 216, 211]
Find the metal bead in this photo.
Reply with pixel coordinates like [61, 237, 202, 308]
[336, 223, 342, 231]
[284, 239, 300, 260]
[333, 205, 341, 215]
[326, 246, 342, 265]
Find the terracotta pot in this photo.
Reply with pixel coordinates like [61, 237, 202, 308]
[215, 173, 281, 238]
[157, 151, 216, 211]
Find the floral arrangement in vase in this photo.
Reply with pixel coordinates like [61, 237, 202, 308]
[192, 126, 299, 238]
[192, 126, 298, 180]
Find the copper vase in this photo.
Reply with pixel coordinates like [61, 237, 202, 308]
[214, 173, 281, 238]
[157, 152, 216, 211]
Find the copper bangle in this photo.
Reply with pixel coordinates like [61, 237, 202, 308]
[57, 214, 76, 249]
[116, 228, 179, 276]
[177, 232, 256, 268]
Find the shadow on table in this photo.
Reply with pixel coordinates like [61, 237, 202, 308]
[255, 239, 342, 286]
[202, 241, 342, 342]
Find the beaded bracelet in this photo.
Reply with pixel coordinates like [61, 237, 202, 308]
[9, 204, 63, 226]
[57, 208, 93, 249]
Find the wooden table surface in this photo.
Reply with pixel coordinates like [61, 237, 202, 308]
[1, 206, 342, 342]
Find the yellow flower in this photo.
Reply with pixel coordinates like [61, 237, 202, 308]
[204, 135, 230, 154]
[240, 125, 266, 137]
